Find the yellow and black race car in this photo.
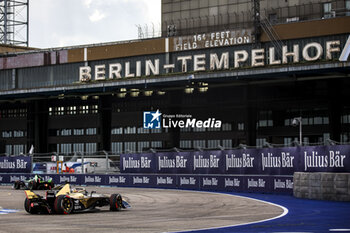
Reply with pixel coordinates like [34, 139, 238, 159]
[24, 183, 130, 214]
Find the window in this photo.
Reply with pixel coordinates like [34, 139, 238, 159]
[138, 141, 150, 152]
[13, 145, 25, 155]
[60, 144, 72, 154]
[73, 129, 84, 136]
[256, 138, 266, 148]
[193, 140, 205, 148]
[222, 139, 232, 148]
[1, 108, 27, 118]
[124, 127, 136, 134]
[57, 106, 64, 115]
[6, 145, 12, 155]
[151, 141, 162, 148]
[2, 131, 12, 138]
[222, 123, 232, 131]
[208, 140, 220, 148]
[238, 123, 245, 131]
[268, 13, 277, 24]
[67, 106, 77, 115]
[208, 127, 220, 132]
[284, 137, 297, 146]
[111, 142, 123, 153]
[73, 143, 84, 153]
[323, 2, 333, 18]
[91, 105, 98, 114]
[193, 127, 205, 132]
[346, 0, 350, 16]
[257, 110, 273, 128]
[19, 108, 27, 117]
[124, 142, 136, 153]
[342, 114, 350, 124]
[86, 143, 97, 154]
[285, 116, 329, 126]
[151, 128, 162, 133]
[86, 128, 97, 135]
[111, 127, 123, 135]
[137, 127, 149, 134]
[79, 105, 89, 114]
[13, 130, 24, 137]
[61, 129, 72, 136]
[180, 127, 191, 132]
[341, 133, 350, 143]
[180, 140, 191, 149]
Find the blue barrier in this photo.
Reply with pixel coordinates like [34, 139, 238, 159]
[120, 145, 350, 174]
[0, 173, 293, 194]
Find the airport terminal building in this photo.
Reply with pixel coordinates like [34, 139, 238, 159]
[0, 0, 350, 155]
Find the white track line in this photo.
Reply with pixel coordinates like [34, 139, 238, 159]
[167, 190, 289, 233]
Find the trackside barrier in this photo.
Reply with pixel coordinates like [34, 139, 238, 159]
[0, 173, 293, 194]
[120, 145, 350, 175]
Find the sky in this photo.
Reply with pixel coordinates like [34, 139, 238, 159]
[29, 0, 161, 48]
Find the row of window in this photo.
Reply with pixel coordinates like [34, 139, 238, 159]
[180, 139, 232, 149]
[0, 108, 27, 118]
[1, 130, 26, 138]
[256, 133, 333, 148]
[285, 117, 329, 126]
[4, 131, 350, 156]
[112, 123, 242, 135]
[111, 141, 163, 153]
[49, 105, 98, 116]
[5, 144, 26, 155]
[56, 143, 97, 154]
[49, 128, 97, 137]
[341, 114, 350, 124]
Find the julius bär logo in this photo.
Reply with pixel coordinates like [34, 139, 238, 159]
[143, 110, 162, 129]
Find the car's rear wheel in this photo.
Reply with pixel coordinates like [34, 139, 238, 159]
[14, 181, 20, 189]
[54, 195, 73, 214]
[110, 194, 122, 211]
[24, 198, 37, 214]
[28, 180, 37, 190]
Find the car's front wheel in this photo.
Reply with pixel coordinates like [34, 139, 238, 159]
[54, 195, 73, 214]
[110, 194, 122, 211]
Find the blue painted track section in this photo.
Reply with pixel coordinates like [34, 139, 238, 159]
[183, 193, 350, 233]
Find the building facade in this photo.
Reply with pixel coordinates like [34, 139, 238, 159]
[0, 1, 350, 156]
[162, 0, 350, 36]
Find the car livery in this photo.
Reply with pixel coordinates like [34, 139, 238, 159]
[24, 183, 130, 214]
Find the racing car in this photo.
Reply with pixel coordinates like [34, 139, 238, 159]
[24, 183, 130, 214]
[14, 175, 54, 190]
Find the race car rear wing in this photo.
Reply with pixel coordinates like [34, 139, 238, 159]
[24, 190, 39, 200]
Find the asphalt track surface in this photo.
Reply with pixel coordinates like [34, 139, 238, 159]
[1, 186, 349, 233]
[0, 185, 284, 233]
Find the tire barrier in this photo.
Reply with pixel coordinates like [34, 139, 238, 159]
[293, 172, 350, 201]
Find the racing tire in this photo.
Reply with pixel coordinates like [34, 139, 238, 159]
[110, 194, 122, 211]
[54, 195, 73, 214]
[14, 181, 20, 189]
[28, 180, 37, 190]
[24, 198, 38, 214]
